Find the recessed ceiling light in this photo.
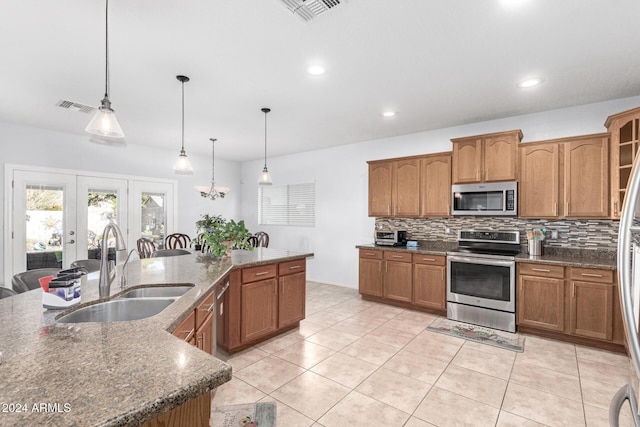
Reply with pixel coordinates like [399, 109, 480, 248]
[307, 65, 326, 76]
[382, 111, 396, 117]
[517, 77, 544, 88]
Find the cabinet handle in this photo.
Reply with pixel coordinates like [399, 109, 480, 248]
[422, 258, 436, 262]
[442, 270, 444, 281]
[365, 252, 375, 256]
[216, 281, 230, 300]
[614, 201, 619, 216]
[554, 202, 557, 215]
[573, 283, 576, 298]
[391, 255, 403, 258]
[388, 205, 391, 215]
[476, 169, 480, 181]
[581, 273, 603, 278]
[385, 261, 388, 272]
[532, 268, 551, 272]
[255, 271, 270, 276]
[289, 265, 301, 270]
[204, 303, 214, 313]
[566, 202, 569, 215]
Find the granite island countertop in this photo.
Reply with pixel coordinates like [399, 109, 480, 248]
[0, 247, 313, 427]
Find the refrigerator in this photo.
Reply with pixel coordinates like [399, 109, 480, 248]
[611, 157, 640, 427]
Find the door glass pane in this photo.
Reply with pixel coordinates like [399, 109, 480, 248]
[141, 192, 166, 250]
[25, 185, 64, 270]
[87, 188, 119, 260]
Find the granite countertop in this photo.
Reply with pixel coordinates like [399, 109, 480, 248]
[356, 241, 617, 269]
[0, 247, 313, 427]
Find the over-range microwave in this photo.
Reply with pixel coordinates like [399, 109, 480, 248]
[451, 181, 517, 216]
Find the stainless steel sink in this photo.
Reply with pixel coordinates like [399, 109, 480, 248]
[56, 298, 177, 324]
[115, 285, 194, 299]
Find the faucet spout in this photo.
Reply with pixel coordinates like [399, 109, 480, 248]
[98, 222, 127, 298]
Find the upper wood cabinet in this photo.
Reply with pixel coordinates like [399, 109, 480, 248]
[519, 133, 609, 219]
[606, 106, 640, 219]
[420, 153, 451, 217]
[451, 130, 522, 184]
[368, 160, 393, 217]
[368, 158, 420, 217]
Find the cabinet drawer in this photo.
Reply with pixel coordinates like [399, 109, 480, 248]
[172, 311, 195, 342]
[413, 254, 446, 266]
[518, 262, 564, 278]
[384, 251, 412, 263]
[359, 249, 383, 259]
[242, 264, 277, 283]
[195, 292, 214, 329]
[569, 267, 614, 284]
[279, 259, 306, 276]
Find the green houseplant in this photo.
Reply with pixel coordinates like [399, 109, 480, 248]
[200, 217, 253, 257]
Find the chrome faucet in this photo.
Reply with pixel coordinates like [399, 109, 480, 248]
[98, 222, 127, 298]
[120, 249, 139, 290]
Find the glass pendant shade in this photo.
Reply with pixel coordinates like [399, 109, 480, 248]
[173, 149, 193, 174]
[258, 107, 272, 185]
[85, 99, 124, 138]
[259, 166, 272, 186]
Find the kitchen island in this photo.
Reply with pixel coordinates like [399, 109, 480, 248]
[0, 247, 312, 427]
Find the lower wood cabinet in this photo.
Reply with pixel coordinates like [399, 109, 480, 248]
[568, 268, 615, 341]
[218, 258, 307, 353]
[358, 249, 383, 297]
[413, 254, 446, 311]
[383, 251, 413, 302]
[517, 263, 565, 332]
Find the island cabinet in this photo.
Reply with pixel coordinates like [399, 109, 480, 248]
[606, 106, 640, 219]
[451, 130, 522, 184]
[519, 133, 609, 219]
[172, 292, 215, 354]
[368, 158, 420, 217]
[217, 258, 307, 354]
[358, 248, 446, 315]
[517, 262, 623, 350]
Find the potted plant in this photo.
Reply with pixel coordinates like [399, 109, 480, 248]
[193, 214, 225, 251]
[200, 217, 253, 257]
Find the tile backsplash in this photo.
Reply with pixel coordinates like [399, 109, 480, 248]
[375, 217, 619, 251]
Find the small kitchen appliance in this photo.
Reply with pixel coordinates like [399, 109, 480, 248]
[451, 181, 517, 216]
[375, 230, 407, 246]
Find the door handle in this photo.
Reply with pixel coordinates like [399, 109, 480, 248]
[65, 239, 75, 244]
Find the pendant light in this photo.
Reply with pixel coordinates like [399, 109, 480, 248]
[258, 107, 272, 185]
[173, 75, 194, 174]
[85, 0, 124, 139]
[196, 138, 231, 199]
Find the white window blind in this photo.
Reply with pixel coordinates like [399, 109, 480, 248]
[259, 182, 315, 227]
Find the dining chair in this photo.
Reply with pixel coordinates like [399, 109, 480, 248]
[151, 249, 191, 258]
[136, 237, 157, 259]
[11, 268, 61, 293]
[0, 287, 17, 299]
[250, 231, 269, 248]
[165, 233, 191, 249]
[70, 259, 101, 273]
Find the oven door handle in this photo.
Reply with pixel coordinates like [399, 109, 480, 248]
[448, 255, 514, 268]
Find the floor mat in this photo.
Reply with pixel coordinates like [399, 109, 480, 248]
[211, 402, 276, 427]
[427, 317, 525, 352]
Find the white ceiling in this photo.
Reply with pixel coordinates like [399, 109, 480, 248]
[2, 0, 640, 162]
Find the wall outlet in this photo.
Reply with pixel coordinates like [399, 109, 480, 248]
[551, 230, 559, 239]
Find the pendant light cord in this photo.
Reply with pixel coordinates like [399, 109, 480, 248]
[181, 81, 185, 152]
[263, 110, 268, 169]
[104, 0, 110, 98]
[210, 138, 217, 184]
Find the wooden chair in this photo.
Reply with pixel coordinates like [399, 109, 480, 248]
[137, 237, 157, 259]
[165, 233, 191, 249]
[249, 231, 269, 248]
[151, 249, 191, 258]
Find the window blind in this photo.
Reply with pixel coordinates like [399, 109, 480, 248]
[259, 182, 315, 227]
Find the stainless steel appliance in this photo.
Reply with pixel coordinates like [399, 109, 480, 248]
[375, 230, 407, 246]
[451, 181, 517, 216]
[447, 230, 520, 332]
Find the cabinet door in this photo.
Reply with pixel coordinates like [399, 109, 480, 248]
[565, 136, 609, 218]
[517, 275, 564, 332]
[607, 108, 640, 219]
[413, 264, 446, 310]
[173, 310, 196, 342]
[195, 312, 214, 355]
[483, 134, 519, 182]
[452, 139, 482, 184]
[359, 257, 383, 296]
[368, 161, 393, 216]
[240, 279, 278, 343]
[278, 271, 306, 328]
[383, 260, 412, 302]
[568, 280, 613, 341]
[420, 154, 451, 217]
[519, 143, 559, 218]
[393, 158, 420, 217]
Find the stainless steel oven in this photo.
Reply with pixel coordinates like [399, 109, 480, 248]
[447, 230, 520, 332]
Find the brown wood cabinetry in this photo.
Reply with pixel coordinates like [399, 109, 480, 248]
[519, 133, 609, 219]
[517, 263, 565, 332]
[195, 293, 215, 355]
[383, 251, 413, 302]
[217, 258, 307, 354]
[451, 130, 522, 184]
[368, 158, 420, 217]
[368, 160, 393, 217]
[567, 267, 614, 341]
[173, 310, 197, 345]
[420, 154, 451, 217]
[358, 249, 383, 296]
[412, 254, 446, 311]
[606, 106, 640, 219]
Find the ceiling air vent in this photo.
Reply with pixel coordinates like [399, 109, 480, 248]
[56, 100, 96, 114]
[277, 0, 345, 22]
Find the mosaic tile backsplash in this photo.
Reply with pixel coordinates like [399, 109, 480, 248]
[375, 217, 620, 252]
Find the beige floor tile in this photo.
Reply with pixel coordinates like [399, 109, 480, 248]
[403, 417, 437, 427]
[256, 331, 304, 354]
[435, 364, 507, 408]
[318, 391, 410, 427]
[383, 317, 433, 335]
[210, 377, 267, 407]
[270, 371, 350, 420]
[272, 340, 335, 369]
[420, 328, 467, 346]
[581, 377, 625, 410]
[403, 334, 462, 364]
[576, 345, 630, 368]
[451, 345, 515, 380]
[349, 306, 404, 322]
[414, 386, 500, 426]
[233, 355, 305, 394]
[463, 338, 520, 359]
[258, 397, 315, 427]
[340, 335, 400, 365]
[502, 382, 585, 426]
[219, 347, 269, 372]
[578, 357, 631, 388]
[393, 309, 438, 324]
[355, 367, 432, 414]
[331, 317, 385, 336]
[305, 328, 360, 351]
[295, 319, 328, 338]
[584, 403, 633, 427]
[364, 325, 418, 348]
[523, 335, 577, 359]
[304, 310, 347, 328]
[310, 352, 378, 388]
[382, 349, 448, 385]
[509, 359, 581, 401]
[496, 411, 546, 426]
[515, 344, 579, 376]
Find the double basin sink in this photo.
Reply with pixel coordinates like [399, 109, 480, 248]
[56, 285, 194, 324]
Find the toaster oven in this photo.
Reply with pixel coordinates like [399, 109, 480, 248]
[375, 230, 407, 246]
